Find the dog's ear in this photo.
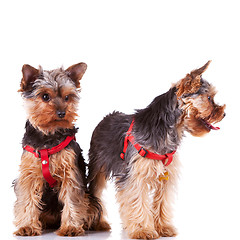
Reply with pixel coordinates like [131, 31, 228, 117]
[190, 60, 211, 79]
[19, 64, 39, 92]
[176, 61, 211, 98]
[66, 62, 87, 88]
[176, 74, 201, 98]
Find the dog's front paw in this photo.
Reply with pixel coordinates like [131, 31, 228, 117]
[156, 224, 177, 237]
[56, 225, 85, 236]
[94, 220, 111, 231]
[129, 229, 159, 239]
[14, 226, 41, 236]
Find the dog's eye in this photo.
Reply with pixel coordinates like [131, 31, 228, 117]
[65, 95, 69, 101]
[42, 93, 50, 102]
[208, 96, 214, 104]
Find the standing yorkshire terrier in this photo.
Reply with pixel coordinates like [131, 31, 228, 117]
[14, 63, 99, 236]
[88, 61, 226, 239]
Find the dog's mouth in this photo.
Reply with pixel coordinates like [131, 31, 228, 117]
[200, 119, 220, 130]
[54, 119, 68, 122]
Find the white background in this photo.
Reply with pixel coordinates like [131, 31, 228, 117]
[0, 0, 239, 239]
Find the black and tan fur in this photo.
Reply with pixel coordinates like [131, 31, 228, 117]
[14, 63, 100, 236]
[88, 61, 226, 239]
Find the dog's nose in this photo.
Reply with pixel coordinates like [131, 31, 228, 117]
[57, 111, 66, 118]
[223, 113, 226, 118]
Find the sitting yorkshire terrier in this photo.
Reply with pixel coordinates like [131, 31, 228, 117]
[14, 63, 99, 236]
[88, 61, 226, 239]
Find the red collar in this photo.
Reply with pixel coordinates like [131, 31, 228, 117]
[23, 135, 75, 187]
[120, 120, 176, 166]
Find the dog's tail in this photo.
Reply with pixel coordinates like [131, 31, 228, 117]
[84, 193, 102, 230]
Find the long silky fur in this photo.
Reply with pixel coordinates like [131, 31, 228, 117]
[88, 87, 182, 185]
[88, 74, 225, 238]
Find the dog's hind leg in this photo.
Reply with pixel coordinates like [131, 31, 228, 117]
[14, 153, 44, 236]
[88, 170, 111, 231]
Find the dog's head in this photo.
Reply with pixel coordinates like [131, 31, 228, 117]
[19, 63, 87, 134]
[176, 61, 226, 136]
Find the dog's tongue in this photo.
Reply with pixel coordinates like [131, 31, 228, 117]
[204, 120, 220, 130]
[206, 121, 220, 130]
[210, 125, 220, 130]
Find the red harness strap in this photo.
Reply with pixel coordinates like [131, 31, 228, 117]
[23, 135, 75, 187]
[120, 120, 176, 166]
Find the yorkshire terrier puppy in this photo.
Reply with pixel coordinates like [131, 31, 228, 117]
[88, 61, 226, 239]
[14, 63, 99, 236]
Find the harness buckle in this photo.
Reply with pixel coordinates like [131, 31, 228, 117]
[120, 152, 125, 160]
[33, 149, 40, 158]
[164, 153, 174, 166]
[138, 147, 148, 158]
